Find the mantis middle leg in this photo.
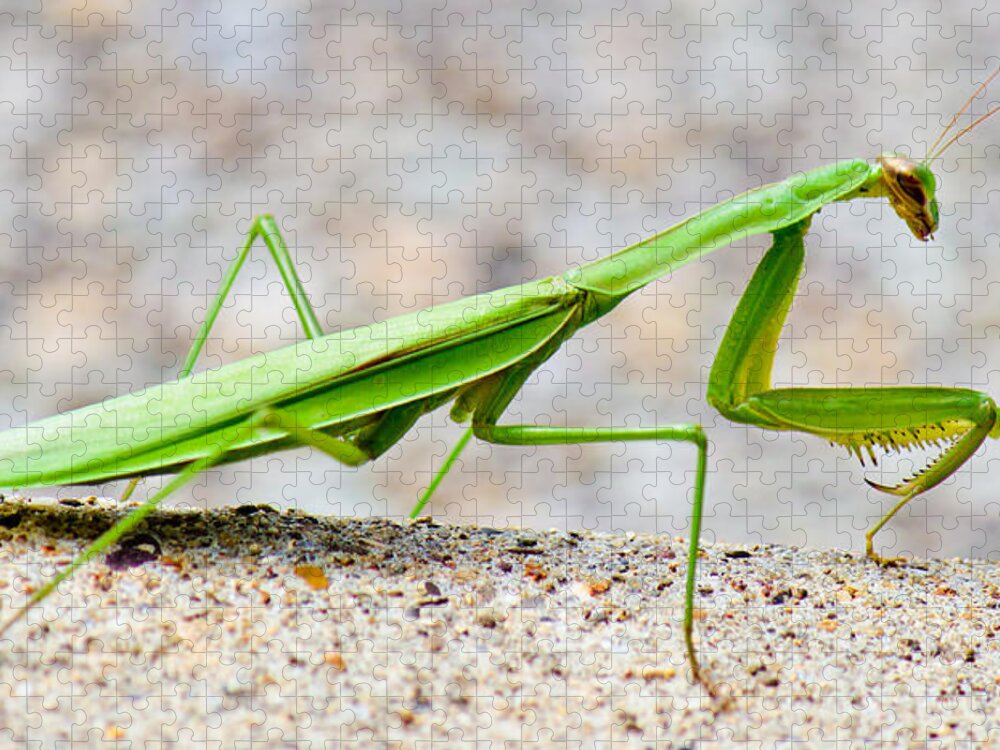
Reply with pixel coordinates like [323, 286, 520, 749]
[460, 363, 711, 688]
[706, 219, 996, 564]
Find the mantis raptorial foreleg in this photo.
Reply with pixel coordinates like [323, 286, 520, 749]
[707, 220, 996, 564]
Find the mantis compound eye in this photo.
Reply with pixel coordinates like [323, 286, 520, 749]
[877, 154, 940, 241]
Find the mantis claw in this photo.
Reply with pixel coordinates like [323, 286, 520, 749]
[866, 549, 908, 567]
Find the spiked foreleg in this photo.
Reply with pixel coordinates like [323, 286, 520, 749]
[706, 219, 996, 563]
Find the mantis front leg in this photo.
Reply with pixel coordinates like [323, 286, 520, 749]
[707, 219, 996, 564]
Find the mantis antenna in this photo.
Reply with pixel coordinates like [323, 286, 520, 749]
[924, 64, 1000, 162]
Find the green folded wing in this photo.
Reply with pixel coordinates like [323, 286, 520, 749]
[0, 277, 582, 487]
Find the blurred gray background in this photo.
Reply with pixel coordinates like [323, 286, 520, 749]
[0, 0, 998, 561]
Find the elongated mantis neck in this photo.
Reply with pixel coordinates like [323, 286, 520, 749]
[562, 159, 887, 311]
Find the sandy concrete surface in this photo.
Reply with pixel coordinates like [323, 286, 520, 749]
[0, 497, 997, 748]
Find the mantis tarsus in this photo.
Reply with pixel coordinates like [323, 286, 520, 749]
[1, 71, 998, 695]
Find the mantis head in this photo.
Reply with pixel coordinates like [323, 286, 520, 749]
[877, 155, 939, 241]
[887, 64, 1000, 244]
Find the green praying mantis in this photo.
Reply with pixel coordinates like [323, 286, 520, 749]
[0, 70, 998, 695]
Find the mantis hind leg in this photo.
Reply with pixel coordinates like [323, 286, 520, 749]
[471, 419, 712, 691]
[0, 406, 372, 638]
[120, 216, 328, 502]
[179, 214, 327, 376]
[707, 219, 997, 563]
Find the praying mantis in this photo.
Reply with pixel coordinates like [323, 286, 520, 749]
[0, 70, 997, 695]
